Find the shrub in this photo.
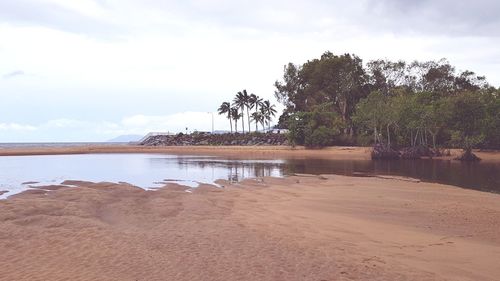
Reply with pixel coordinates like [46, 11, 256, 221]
[305, 126, 336, 148]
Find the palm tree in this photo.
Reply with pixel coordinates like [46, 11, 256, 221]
[233, 91, 248, 133]
[249, 93, 263, 132]
[251, 111, 265, 132]
[261, 100, 277, 131]
[230, 107, 242, 133]
[217, 101, 232, 133]
[242, 90, 251, 132]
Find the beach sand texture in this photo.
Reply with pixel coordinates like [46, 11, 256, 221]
[1, 145, 499, 162]
[1, 175, 499, 281]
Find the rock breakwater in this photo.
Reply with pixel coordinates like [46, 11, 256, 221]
[141, 132, 288, 146]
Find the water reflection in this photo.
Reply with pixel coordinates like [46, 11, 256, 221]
[0, 154, 498, 199]
[282, 159, 500, 193]
[150, 157, 284, 183]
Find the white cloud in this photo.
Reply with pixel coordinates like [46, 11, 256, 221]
[0, 112, 243, 142]
[0, 123, 37, 131]
[0, 0, 498, 142]
[2, 70, 26, 79]
[120, 112, 230, 134]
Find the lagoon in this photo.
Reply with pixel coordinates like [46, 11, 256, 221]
[0, 153, 498, 199]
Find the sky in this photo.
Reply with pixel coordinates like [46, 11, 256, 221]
[0, 0, 499, 142]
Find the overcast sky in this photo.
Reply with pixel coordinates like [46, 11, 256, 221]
[0, 0, 499, 142]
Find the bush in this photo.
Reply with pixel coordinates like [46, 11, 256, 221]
[305, 126, 336, 148]
[356, 134, 373, 146]
[287, 106, 344, 148]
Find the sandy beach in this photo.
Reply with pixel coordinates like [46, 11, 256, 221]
[1, 145, 499, 161]
[1, 146, 500, 280]
[0, 173, 499, 280]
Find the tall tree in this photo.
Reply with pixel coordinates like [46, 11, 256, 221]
[275, 52, 368, 135]
[217, 102, 232, 133]
[249, 93, 263, 131]
[274, 63, 303, 111]
[353, 91, 390, 145]
[233, 91, 247, 133]
[261, 100, 277, 130]
[230, 107, 242, 133]
[251, 111, 265, 131]
[242, 90, 251, 132]
[448, 91, 486, 159]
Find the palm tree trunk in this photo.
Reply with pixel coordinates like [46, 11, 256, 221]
[255, 107, 258, 132]
[229, 117, 233, 133]
[241, 106, 245, 133]
[246, 107, 251, 133]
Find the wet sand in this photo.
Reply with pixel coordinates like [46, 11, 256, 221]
[0, 145, 499, 161]
[1, 175, 500, 281]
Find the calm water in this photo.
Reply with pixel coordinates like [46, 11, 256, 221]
[0, 142, 129, 148]
[0, 153, 498, 199]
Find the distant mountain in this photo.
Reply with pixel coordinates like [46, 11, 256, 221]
[107, 134, 143, 143]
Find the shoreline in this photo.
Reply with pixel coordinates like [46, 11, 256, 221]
[1, 175, 499, 280]
[0, 144, 499, 161]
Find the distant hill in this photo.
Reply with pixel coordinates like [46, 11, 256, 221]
[107, 134, 143, 143]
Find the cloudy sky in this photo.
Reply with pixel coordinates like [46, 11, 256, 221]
[0, 0, 499, 142]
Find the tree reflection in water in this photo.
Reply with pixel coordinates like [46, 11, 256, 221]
[175, 158, 284, 183]
[150, 156, 499, 193]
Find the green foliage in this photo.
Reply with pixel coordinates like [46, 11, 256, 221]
[218, 101, 233, 133]
[218, 90, 278, 134]
[481, 90, 500, 148]
[305, 126, 338, 147]
[287, 104, 344, 148]
[353, 91, 397, 146]
[275, 52, 368, 135]
[447, 92, 487, 150]
[209, 51, 500, 152]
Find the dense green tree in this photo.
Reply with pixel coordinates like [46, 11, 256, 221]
[276, 51, 498, 154]
[353, 91, 393, 146]
[274, 63, 302, 111]
[216, 52, 498, 157]
[275, 52, 368, 135]
[448, 92, 487, 158]
[481, 90, 500, 148]
[287, 103, 344, 148]
[367, 59, 407, 95]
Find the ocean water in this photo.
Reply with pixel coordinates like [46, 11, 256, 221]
[0, 142, 130, 148]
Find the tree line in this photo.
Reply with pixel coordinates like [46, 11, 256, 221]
[217, 90, 277, 133]
[275, 52, 499, 158]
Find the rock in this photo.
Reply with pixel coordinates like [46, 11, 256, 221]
[141, 132, 288, 147]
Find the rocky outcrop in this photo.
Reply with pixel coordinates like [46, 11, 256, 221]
[140, 132, 288, 146]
